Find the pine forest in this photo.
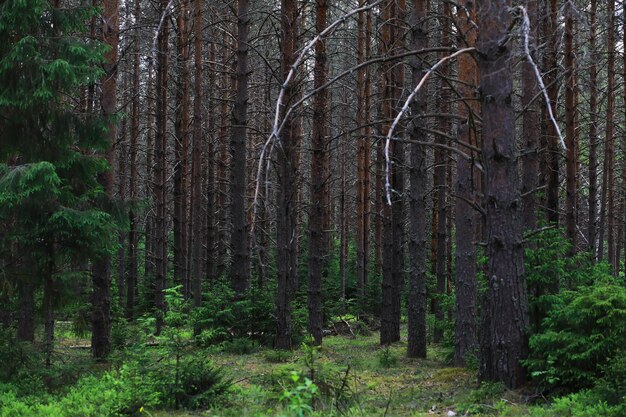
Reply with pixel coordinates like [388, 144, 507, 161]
[1, 0, 626, 416]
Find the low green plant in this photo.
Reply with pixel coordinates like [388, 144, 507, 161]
[220, 337, 260, 355]
[376, 346, 397, 369]
[264, 349, 293, 364]
[279, 371, 319, 417]
[526, 390, 623, 417]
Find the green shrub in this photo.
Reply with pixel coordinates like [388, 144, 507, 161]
[525, 284, 626, 390]
[595, 355, 626, 406]
[376, 346, 397, 369]
[173, 357, 230, 409]
[0, 366, 161, 417]
[526, 390, 623, 417]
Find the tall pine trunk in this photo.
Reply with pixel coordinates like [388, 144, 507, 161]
[407, 0, 428, 359]
[477, 0, 529, 389]
[275, 0, 298, 349]
[453, 1, 479, 366]
[230, 0, 251, 294]
[92, 0, 118, 359]
[307, 0, 328, 346]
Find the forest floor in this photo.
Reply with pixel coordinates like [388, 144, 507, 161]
[146, 328, 534, 417]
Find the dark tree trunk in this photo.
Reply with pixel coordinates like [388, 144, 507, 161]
[205, 39, 217, 283]
[521, 0, 540, 234]
[407, 0, 428, 359]
[380, 0, 405, 345]
[564, 3, 577, 252]
[275, 0, 298, 350]
[43, 271, 54, 367]
[126, 0, 140, 321]
[230, 0, 251, 294]
[477, 0, 530, 389]
[92, 0, 118, 360]
[307, 0, 328, 346]
[433, 0, 450, 344]
[154, 0, 170, 335]
[174, 0, 190, 297]
[599, 0, 616, 267]
[588, 0, 598, 256]
[16, 278, 35, 342]
[191, 0, 203, 311]
[356, 0, 370, 307]
[544, 0, 559, 225]
[453, 1, 479, 366]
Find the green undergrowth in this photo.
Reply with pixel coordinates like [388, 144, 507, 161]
[3, 326, 623, 416]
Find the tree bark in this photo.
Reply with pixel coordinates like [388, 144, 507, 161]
[564, 2, 577, 253]
[521, 0, 540, 234]
[544, 0, 559, 225]
[380, 0, 406, 346]
[174, 0, 190, 297]
[407, 0, 428, 359]
[126, 0, 140, 321]
[190, 0, 204, 313]
[588, 0, 598, 256]
[275, 0, 298, 349]
[307, 0, 328, 346]
[453, 0, 479, 366]
[154, 0, 170, 335]
[92, 0, 118, 359]
[230, 0, 251, 294]
[477, 0, 529, 389]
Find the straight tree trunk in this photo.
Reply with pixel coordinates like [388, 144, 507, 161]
[380, 0, 406, 345]
[116, 118, 127, 309]
[564, 2, 577, 252]
[356, 0, 369, 307]
[307, 0, 328, 346]
[407, 0, 428, 359]
[521, 0, 540, 233]
[433, 0, 451, 344]
[275, 0, 298, 349]
[230, 0, 251, 294]
[191, 0, 204, 310]
[205, 39, 217, 283]
[588, 0, 598, 255]
[154, 0, 170, 335]
[144, 60, 155, 309]
[477, 0, 530, 389]
[453, 1, 479, 366]
[174, 0, 190, 297]
[599, 0, 616, 267]
[16, 278, 35, 342]
[544, 0, 559, 225]
[92, 0, 118, 360]
[126, 0, 140, 320]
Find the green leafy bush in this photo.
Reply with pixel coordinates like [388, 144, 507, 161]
[525, 283, 626, 390]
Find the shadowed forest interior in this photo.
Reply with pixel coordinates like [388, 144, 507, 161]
[1, 0, 626, 416]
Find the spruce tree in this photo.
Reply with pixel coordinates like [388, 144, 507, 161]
[0, 1, 114, 361]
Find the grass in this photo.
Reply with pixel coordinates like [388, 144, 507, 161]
[157, 330, 531, 417]
[22, 323, 534, 416]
